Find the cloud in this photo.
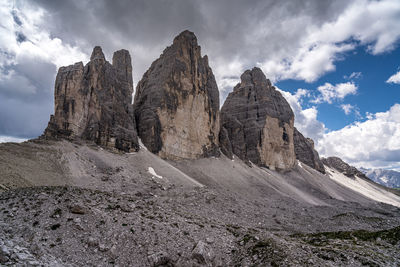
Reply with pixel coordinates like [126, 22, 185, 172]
[1, 0, 400, 139]
[277, 88, 326, 142]
[317, 103, 400, 169]
[386, 69, 400, 84]
[341, 104, 353, 115]
[0, 1, 88, 138]
[344, 71, 362, 80]
[313, 82, 357, 104]
[0, 136, 27, 143]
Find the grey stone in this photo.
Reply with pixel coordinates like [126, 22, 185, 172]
[134, 30, 220, 160]
[0, 245, 10, 264]
[220, 67, 295, 170]
[69, 204, 86, 214]
[322, 156, 366, 178]
[192, 240, 214, 266]
[147, 251, 172, 266]
[293, 127, 325, 173]
[43, 46, 139, 152]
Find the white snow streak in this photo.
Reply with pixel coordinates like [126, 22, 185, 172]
[148, 167, 163, 179]
[325, 167, 400, 207]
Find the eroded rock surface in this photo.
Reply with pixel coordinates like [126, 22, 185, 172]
[44, 46, 138, 152]
[322, 157, 365, 178]
[293, 128, 325, 173]
[219, 67, 295, 170]
[134, 30, 220, 159]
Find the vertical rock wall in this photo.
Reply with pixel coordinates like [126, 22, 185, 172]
[134, 30, 220, 160]
[220, 67, 296, 170]
[293, 128, 325, 173]
[44, 46, 138, 152]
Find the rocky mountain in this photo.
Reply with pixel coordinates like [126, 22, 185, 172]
[293, 128, 325, 173]
[361, 168, 400, 188]
[219, 67, 295, 170]
[134, 30, 220, 160]
[44, 46, 139, 152]
[322, 156, 366, 178]
[1, 30, 400, 266]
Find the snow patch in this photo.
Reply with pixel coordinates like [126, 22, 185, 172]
[380, 176, 389, 183]
[138, 138, 148, 151]
[148, 167, 163, 179]
[325, 167, 400, 207]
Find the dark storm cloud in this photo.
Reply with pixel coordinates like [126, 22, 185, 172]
[0, 0, 352, 139]
[0, 56, 56, 138]
[33, 0, 350, 83]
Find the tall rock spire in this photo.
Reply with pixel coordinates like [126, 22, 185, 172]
[134, 30, 220, 159]
[220, 67, 296, 170]
[44, 46, 138, 152]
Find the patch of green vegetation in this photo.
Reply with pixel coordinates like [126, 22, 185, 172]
[248, 239, 285, 266]
[295, 226, 400, 246]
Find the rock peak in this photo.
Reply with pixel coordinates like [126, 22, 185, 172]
[173, 30, 198, 47]
[134, 30, 219, 160]
[239, 67, 271, 89]
[44, 47, 138, 152]
[90, 46, 105, 61]
[220, 67, 295, 170]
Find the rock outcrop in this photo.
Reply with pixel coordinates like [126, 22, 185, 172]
[134, 30, 220, 160]
[322, 157, 366, 178]
[44, 46, 139, 152]
[219, 67, 296, 170]
[293, 128, 325, 173]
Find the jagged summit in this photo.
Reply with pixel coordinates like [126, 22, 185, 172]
[90, 46, 105, 61]
[134, 30, 220, 160]
[44, 46, 138, 152]
[173, 30, 198, 45]
[220, 67, 296, 170]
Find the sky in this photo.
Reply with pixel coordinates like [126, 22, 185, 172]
[0, 0, 399, 170]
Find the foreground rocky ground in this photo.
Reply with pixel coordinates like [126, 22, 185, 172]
[1, 140, 400, 266]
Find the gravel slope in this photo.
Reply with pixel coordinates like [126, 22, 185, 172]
[1, 139, 400, 266]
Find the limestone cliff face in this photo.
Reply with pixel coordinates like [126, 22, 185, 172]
[293, 128, 325, 173]
[220, 67, 296, 170]
[134, 30, 220, 160]
[44, 47, 139, 152]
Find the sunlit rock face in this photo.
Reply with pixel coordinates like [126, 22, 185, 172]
[220, 67, 296, 170]
[44, 46, 139, 152]
[134, 30, 220, 160]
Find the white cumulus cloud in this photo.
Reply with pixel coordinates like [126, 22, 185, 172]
[277, 88, 326, 142]
[313, 82, 358, 104]
[341, 104, 354, 115]
[386, 69, 400, 84]
[317, 103, 400, 170]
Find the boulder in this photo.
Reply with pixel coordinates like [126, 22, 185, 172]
[293, 128, 325, 173]
[44, 46, 138, 152]
[134, 30, 220, 160]
[220, 67, 295, 170]
[192, 240, 214, 266]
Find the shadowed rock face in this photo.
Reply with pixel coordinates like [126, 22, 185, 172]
[322, 157, 366, 178]
[220, 67, 295, 170]
[134, 30, 220, 160]
[44, 46, 139, 152]
[293, 128, 325, 173]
